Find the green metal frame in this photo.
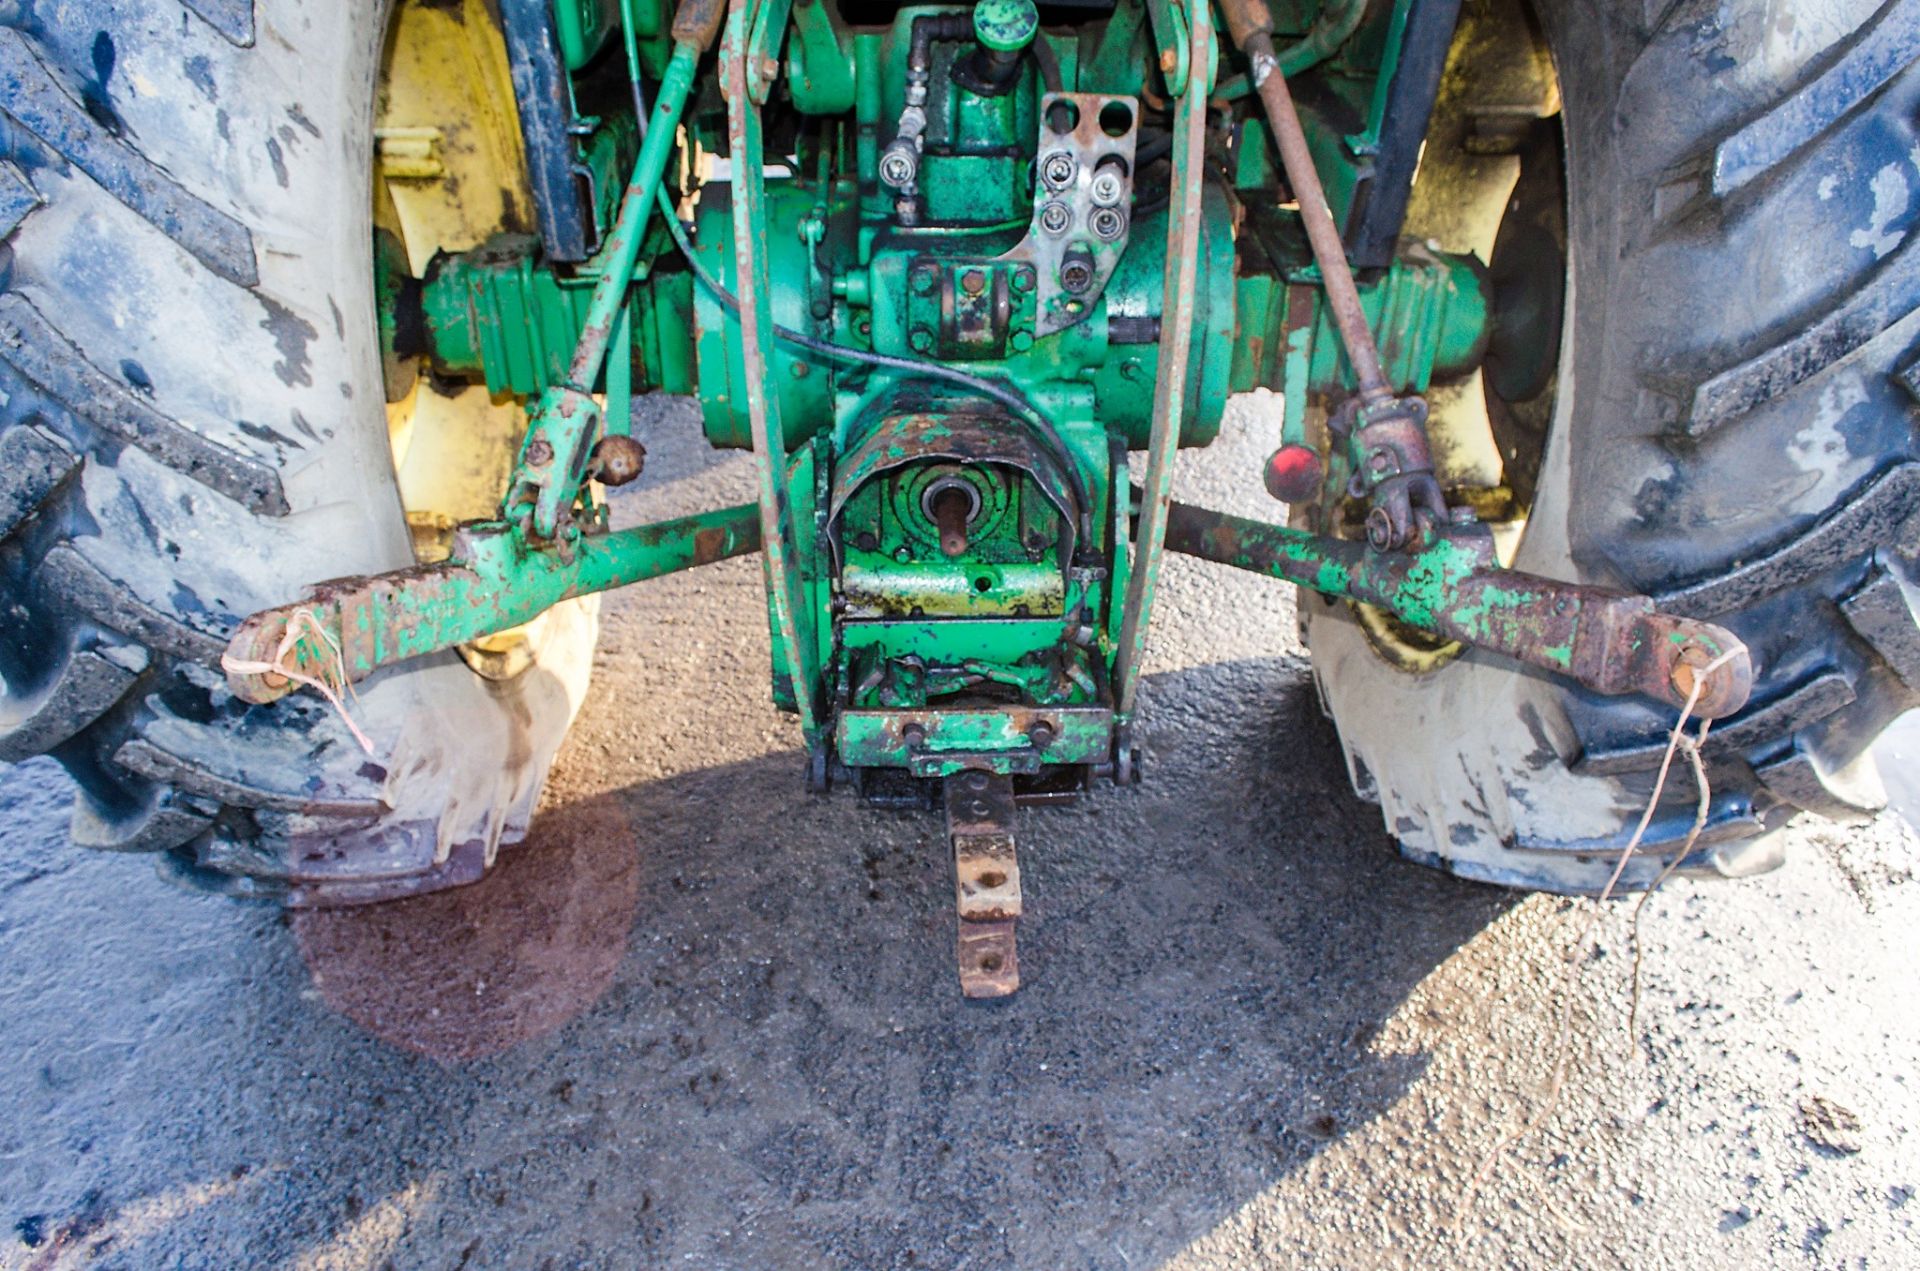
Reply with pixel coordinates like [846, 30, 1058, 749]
[230, 0, 1758, 784]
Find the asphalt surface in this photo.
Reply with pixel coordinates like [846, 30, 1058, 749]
[2, 403, 1917, 1269]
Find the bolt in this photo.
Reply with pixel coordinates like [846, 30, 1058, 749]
[1670, 659, 1699, 702]
[965, 771, 990, 791]
[524, 438, 554, 466]
[1059, 246, 1096, 295]
[791, 361, 811, 379]
[1089, 169, 1125, 207]
[1159, 47, 1177, 72]
[909, 326, 934, 353]
[1089, 206, 1126, 242]
[1040, 151, 1077, 190]
[1010, 330, 1033, 352]
[961, 268, 987, 296]
[1038, 201, 1072, 236]
[910, 263, 939, 294]
[1028, 721, 1056, 749]
[761, 56, 781, 81]
[903, 723, 927, 748]
[586, 433, 646, 487]
[1012, 265, 1036, 293]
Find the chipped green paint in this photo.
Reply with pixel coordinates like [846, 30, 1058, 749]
[973, 0, 1039, 53]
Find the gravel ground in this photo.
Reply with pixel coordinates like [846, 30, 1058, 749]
[2, 404, 1916, 1269]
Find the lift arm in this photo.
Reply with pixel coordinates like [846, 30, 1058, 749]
[1162, 501, 1753, 718]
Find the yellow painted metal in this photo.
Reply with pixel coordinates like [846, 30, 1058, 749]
[376, 0, 593, 682]
[1347, 0, 1560, 674]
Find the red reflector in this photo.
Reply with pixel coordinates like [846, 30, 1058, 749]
[1263, 445, 1323, 503]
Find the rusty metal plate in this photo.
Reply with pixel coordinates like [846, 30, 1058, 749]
[956, 919, 1019, 998]
[945, 768, 1023, 997]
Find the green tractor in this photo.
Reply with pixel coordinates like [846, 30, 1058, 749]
[4, 0, 1915, 994]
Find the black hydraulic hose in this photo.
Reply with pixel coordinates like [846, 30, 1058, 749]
[1028, 34, 1064, 95]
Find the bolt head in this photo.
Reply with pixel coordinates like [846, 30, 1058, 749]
[909, 327, 934, 352]
[587, 433, 646, 487]
[524, 438, 555, 465]
[961, 268, 987, 296]
[910, 263, 939, 294]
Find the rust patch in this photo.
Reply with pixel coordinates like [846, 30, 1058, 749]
[693, 525, 729, 565]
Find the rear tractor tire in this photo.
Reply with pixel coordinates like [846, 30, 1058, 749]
[0, 0, 596, 903]
[1310, 0, 1920, 889]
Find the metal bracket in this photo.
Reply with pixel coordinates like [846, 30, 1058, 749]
[744, 0, 793, 104]
[945, 769, 1022, 998]
[994, 92, 1140, 336]
[1142, 0, 1191, 97]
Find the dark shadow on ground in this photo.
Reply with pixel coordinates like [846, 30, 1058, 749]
[274, 660, 1519, 1268]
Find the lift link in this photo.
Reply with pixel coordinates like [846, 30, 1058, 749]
[1223, 0, 1445, 552]
[501, 0, 722, 544]
[1162, 501, 1755, 719]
